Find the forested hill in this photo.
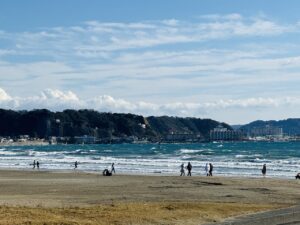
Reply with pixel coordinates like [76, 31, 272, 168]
[0, 109, 231, 141]
[239, 119, 300, 135]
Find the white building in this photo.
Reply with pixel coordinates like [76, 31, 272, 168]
[210, 125, 242, 141]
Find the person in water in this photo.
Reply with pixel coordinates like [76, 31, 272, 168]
[295, 173, 300, 179]
[74, 161, 78, 169]
[262, 164, 267, 177]
[111, 163, 115, 174]
[209, 163, 213, 176]
[187, 162, 192, 176]
[36, 161, 39, 169]
[180, 163, 185, 176]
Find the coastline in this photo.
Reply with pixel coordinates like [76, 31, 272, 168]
[0, 167, 297, 180]
[0, 169, 298, 224]
[0, 140, 49, 146]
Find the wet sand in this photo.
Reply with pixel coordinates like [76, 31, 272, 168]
[0, 170, 299, 224]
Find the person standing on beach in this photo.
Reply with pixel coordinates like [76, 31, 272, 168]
[262, 164, 266, 177]
[187, 162, 192, 176]
[180, 163, 185, 176]
[36, 161, 39, 169]
[32, 160, 36, 169]
[74, 161, 78, 169]
[209, 163, 213, 176]
[205, 163, 209, 176]
[111, 163, 115, 174]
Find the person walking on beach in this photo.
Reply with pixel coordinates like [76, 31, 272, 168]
[209, 163, 213, 176]
[180, 163, 185, 176]
[205, 163, 209, 176]
[32, 160, 36, 169]
[111, 163, 115, 174]
[262, 164, 267, 177]
[187, 162, 192, 176]
[36, 161, 39, 169]
[74, 161, 78, 169]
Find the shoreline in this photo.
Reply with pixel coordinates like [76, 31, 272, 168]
[1, 139, 300, 147]
[0, 167, 297, 180]
[0, 169, 298, 224]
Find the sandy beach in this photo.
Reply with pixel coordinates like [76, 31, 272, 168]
[0, 170, 298, 224]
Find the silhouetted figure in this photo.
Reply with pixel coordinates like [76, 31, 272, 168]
[187, 162, 192, 176]
[74, 161, 78, 169]
[180, 163, 185, 176]
[111, 163, 115, 174]
[205, 163, 209, 176]
[36, 161, 39, 169]
[295, 173, 300, 179]
[103, 169, 112, 176]
[209, 163, 213, 176]
[262, 164, 267, 177]
[32, 160, 36, 169]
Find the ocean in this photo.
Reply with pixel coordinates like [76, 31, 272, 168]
[0, 142, 299, 178]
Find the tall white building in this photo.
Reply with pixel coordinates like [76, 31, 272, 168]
[210, 125, 242, 141]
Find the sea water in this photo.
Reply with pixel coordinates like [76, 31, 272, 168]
[0, 142, 299, 178]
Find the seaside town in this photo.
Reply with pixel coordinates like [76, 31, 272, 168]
[1, 123, 300, 146]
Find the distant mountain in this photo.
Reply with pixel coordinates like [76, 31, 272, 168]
[239, 118, 300, 135]
[0, 109, 231, 142]
[231, 125, 242, 130]
[146, 116, 231, 138]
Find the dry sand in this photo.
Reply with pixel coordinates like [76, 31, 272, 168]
[0, 170, 299, 224]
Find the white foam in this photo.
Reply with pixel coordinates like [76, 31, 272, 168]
[179, 149, 204, 154]
[0, 144, 299, 179]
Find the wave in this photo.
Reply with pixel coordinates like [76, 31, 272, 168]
[0, 143, 298, 178]
[179, 149, 205, 154]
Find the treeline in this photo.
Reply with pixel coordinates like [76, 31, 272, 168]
[0, 109, 231, 141]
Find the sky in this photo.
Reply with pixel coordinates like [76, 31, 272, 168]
[1, 0, 300, 124]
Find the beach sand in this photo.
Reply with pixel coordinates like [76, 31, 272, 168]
[0, 170, 299, 224]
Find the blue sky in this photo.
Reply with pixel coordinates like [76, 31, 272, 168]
[1, 0, 300, 124]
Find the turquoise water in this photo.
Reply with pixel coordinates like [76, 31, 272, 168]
[0, 142, 299, 178]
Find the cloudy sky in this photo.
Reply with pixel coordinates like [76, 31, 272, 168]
[1, 0, 300, 124]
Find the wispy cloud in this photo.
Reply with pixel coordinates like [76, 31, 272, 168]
[1, 14, 300, 123]
[0, 14, 298, 60]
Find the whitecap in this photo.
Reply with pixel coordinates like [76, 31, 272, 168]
[179, 149, 204, 154]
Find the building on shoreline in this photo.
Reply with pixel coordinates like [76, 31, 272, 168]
[163, 132, 203, 143]
[210, 125, 243, 141]
[250, 125, 283, 137]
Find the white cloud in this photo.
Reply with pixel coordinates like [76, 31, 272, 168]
[1, 88, 300, 121]
[162, 19, 179, 26]
[199, 13, 243, 20]
[0, 88, 12, 101]
[1, 14, 300, 123]
[41, 89, 79, 101]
